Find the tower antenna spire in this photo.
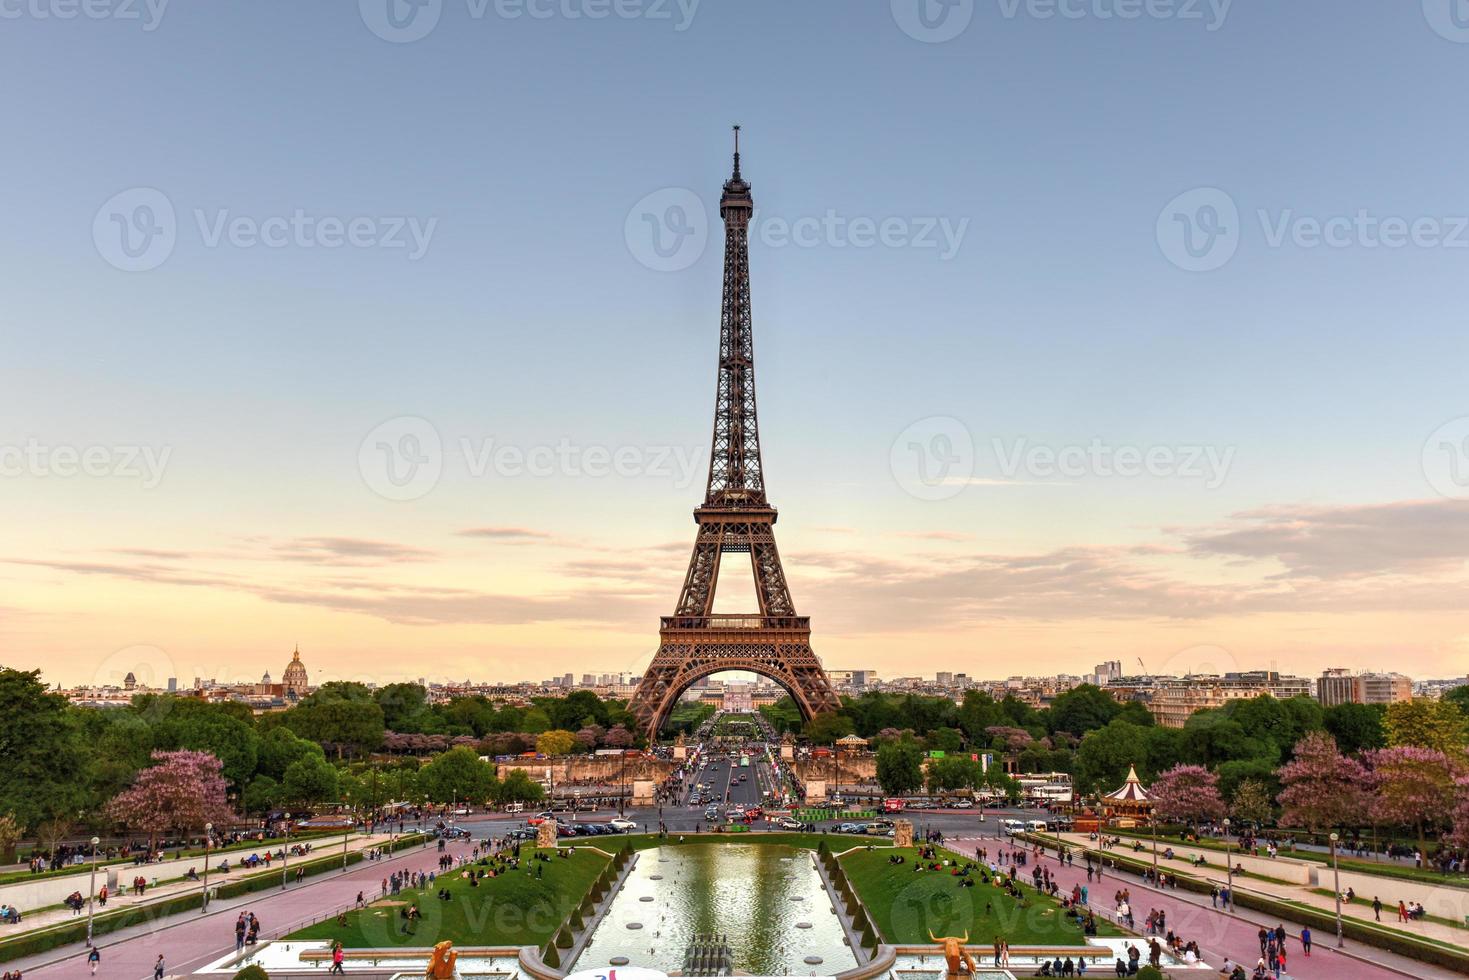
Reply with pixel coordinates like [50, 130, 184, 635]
[732, 124, 741, 178]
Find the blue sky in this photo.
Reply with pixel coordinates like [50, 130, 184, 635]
[5, 1, 1469, 686]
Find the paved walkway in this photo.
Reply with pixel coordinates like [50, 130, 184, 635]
[9, 836, 474, 980]
[948, 835, 1462, 980]
[1049, 831, 1469, 949]
[2, 832, 404, 939]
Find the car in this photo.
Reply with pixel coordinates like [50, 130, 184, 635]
[865, 821, 895, 835]
[951, 798, 975, 809]
[609, 818, 637, 832]
[527, 811, 556, 825]
[778, 817, 802, 830]
[836, 822, 865, 834]
[907, 800, 935, 810]
[507, 828, 537, 841]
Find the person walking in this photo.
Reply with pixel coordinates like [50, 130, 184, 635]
[153, 955, 165, 980]
[87, 947, 100, 976]
[1300, 925, 1311, 957]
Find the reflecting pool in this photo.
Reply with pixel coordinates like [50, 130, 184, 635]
[575, 843, 857, 976]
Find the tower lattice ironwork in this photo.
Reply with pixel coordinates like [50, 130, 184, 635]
[628, 130, 841, 739]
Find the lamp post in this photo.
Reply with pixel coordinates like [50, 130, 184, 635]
[1150, 812, 1159, 886]
[1222, 818, 1233, 911]
[342, 805, 350, 870]
[1330, 832, 1344, 947]
[281, 813, 291, 889]
[85, 836, 100, 946]
[201, 823, 213, 911]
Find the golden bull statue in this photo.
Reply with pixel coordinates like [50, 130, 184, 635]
[426, 940, 458, 980]
[928, 930, 977, 977]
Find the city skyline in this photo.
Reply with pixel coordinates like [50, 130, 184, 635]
[7, 4, 1469, 686]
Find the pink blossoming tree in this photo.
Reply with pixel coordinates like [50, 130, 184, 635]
[1149, 764, 1226, 827]
[106, 750, 235, 850]
[1276, 732, 1371, 833]
[1365, 745, 1460, 859]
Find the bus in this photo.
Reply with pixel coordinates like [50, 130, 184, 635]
[739, 754, 750, 768]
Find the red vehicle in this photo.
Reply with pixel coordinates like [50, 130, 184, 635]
[883, 798, 906, 813]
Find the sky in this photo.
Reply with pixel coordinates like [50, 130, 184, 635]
[4, 0, 1469, 690]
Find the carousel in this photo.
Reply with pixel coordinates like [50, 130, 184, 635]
[1100, 764, 1154, 828]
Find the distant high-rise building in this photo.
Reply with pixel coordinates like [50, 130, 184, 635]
[1318, 668, 1412, 707]
[166, 677, 177, 692]
[936, 671, 954, 685]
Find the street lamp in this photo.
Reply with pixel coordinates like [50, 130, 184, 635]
[85, 836, 100, 946]
[281, 813, 292, 889]
[1150, 812, 1159, 886]
[1222, 818, 1233, 911]
[342, 804, 351, 870]
[201, 822, 213, 911]
[1330, 832, 1344, 947]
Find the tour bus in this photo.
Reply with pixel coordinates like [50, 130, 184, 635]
[883, 798, 906, 813]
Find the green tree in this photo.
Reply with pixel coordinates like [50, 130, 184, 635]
[1073, 720, 1151, 796]
[495, 768, 547, 804]
[1229, 778, 1273, 828]
[281, 754, 340, 807]
[286, 695, 384, 759]
[925, 756, 981, 792]
[875, 740, 925, 796]
[0, 669, 90, 838]
[375, 683, 432, 732]
[418, 746, 498, 805]
[805, 711, 855, 743]
[242, 776, 282, 815]
[1047, 685, 1121, 736]
[1323, 702, 1386, 754]
[1384, 699, 1468, 756]
[258, 726, 326, 780]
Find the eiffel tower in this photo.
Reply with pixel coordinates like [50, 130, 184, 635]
[628, 129, 841, 739]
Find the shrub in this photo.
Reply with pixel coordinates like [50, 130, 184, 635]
[1136, 968, 1164, 980]
[234, 967, 270, 980]
[555, 926, 574, 949]
[541, 943, 560, 969]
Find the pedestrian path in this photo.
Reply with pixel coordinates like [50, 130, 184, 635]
[9, 836, 467, 980]
[947, 835, 1462, 980]
[1048, 831, 1469, 948]
[1, 832, 402, 940]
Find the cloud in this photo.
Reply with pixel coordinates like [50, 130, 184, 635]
[273, 537, 437, 565]
[1183, 499, 1469, 578]
[456, 526, 553, 541]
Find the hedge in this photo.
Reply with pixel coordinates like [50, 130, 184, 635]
[1029, 835, 1469, 975]
[0, 833, 427, 964]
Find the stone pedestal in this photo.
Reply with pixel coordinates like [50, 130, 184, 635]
[780, 743, 794, 761]
[631, 778, 656, 806]
[537, 820, 559, 848]
[806, 779, 827, 804]
[894, 819, 914, 848]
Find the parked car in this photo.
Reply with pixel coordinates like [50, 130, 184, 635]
[527, 811, 556, 825]
[507, 828, 537, 841]
[950, 798, 975, 809]
[609, 818, 637, 832]
[836, 822, 866, 834]
[865, 821, 895, 836]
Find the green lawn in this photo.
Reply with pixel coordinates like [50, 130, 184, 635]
[288, 848, 610, 949]
[841, 847, 1119, 946]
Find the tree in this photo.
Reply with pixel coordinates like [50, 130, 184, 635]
[1149, 765, 1226, 827]
[1073, 720, 1151, 796]
[106, 750, 234, 849]
[536, 730, 577, 757]
[496, 768, 547, 805]
[1383, 699, 1468, 756]
[1047, 685, 1121, 736]
[1448, 774, 1469, 849]
[375, 683, 432, 732]
[281, 754, 340, 808]
[603, 725, 635, 748]
[1366, 746, 1460, 859]
[1229, 778, 1273, 829]
[925, 727, 964, 754]
[805, 711, 855, 744]
[1443, 685, 1469, 718]
[242, 776, 281, 815]
[418, 746, 498, 805]
[1323, 702, 1386, 755]
[258, 726, 326, 780]
[158, 708, 260, 790]
[0, 669, 90, 838]
[925, 756, 981, 793]
[875, 740, 924, 796]
[0, 812, 20, 863]
[1276, 732, 1370, 833]
[286, 695, 384, 759]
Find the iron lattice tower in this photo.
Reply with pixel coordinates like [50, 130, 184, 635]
[628, 130, 841, 739]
